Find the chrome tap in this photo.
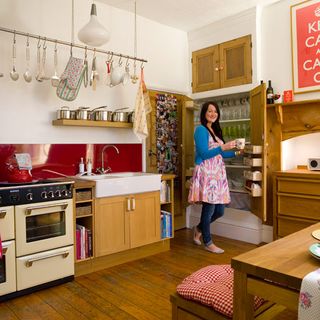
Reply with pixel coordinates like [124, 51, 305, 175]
[97, 145, 120, 174]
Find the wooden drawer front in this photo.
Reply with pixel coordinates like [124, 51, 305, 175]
[277, 216, 316, 238]
[277, 178, 320, 196]
[278, 194, 320, 220]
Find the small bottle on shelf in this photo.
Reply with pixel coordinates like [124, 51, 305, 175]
[79, 157, 85, 174]
[266, 80, 274, 104]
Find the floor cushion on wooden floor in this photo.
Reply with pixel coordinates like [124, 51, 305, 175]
[176, 264, 265, 318]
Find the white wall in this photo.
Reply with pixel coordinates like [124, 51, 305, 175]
[0, 0, 189, 143]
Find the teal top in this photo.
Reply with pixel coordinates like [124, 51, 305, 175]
[194, 125, 236, 165]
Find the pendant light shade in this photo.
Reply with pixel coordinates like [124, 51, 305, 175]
[78, 3, 110, 47]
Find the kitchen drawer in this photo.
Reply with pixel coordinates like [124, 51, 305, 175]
[0, 206, 14, 241]
[277, 216, 316, 238]
[277, 194, 320, 220]
[16, 245, 74, 291]
[277, 178, 320, 196]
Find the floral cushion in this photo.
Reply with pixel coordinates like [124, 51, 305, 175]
[176, 264, 265, 318]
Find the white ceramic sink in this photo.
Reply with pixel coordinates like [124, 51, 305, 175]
[78, 172, 162, 198]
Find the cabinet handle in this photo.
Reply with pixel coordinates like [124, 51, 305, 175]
[25, 251, 70, 267]
[215, 65, 219, 71]
[131, 198, 136, 210]
[219, 65, 224, 71]
[127, 198, 131, 211]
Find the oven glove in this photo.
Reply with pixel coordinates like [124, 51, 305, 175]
[56, 56, 86, 101]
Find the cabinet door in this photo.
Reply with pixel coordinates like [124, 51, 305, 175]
[219, 35, 252, 88]
[95, 196, 130, 256]
[192, 45, 220, 93]
[129, 191, 160, 248]
[250, 84, 267, 222]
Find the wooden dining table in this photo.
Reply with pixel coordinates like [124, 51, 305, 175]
[231, 222, 320, 319]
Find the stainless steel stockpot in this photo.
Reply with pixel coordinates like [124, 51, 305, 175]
[91, 106, 113, 121]
[75, 107, 90, 120]
[112, 107, 133, 122]
[57, 106, 71, 119]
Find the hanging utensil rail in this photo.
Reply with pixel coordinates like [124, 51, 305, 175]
[0, 26, 148, 64]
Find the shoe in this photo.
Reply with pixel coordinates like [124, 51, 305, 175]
[193, 226, 202, 246]
[205, 245, 224, 254]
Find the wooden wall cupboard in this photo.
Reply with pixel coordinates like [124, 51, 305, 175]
[273, 169, 320, 239]
[192, 35, 252, 93]
[74, 180, 95, 262]
[95, 191, 160, 257]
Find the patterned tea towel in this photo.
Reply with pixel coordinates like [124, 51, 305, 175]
[298, 268, 320, 319]
[133, 68, 151, 140]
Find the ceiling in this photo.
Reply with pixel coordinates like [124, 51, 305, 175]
[98, 0, 280, 32]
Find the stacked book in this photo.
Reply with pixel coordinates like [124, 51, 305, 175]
[76, 224, 93, 260]
[161, 210, 172, 239]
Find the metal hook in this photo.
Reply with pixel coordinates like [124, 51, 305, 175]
[13, 30, 16, 44]
[93, 48, 96, 57]
[125, 57, 130, 67]
[84, 46, 88, 59]
[26, 34, 30, 47]
[118, 54, 123, 66]
[54, 40, 58, 52]
[108, 52, 113, 63]
[37, 36, 41, 48]
[70, 43, 73, 56]
[43, 37, 47, 49]
[140, 61, 144, 69]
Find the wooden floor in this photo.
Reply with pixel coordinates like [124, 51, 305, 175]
[0, 229, 296, 319]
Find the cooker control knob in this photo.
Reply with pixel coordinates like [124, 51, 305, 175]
[55, 190, 62, 198]
[41, 191, 48, 199]
[26, 193, 33, 201]
[61, 189, 69, 197]
[48, 191, 54, 198]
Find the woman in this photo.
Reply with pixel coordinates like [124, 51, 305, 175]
[188, 101, 241, 254]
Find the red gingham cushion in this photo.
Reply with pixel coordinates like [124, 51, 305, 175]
[176, 264, 265, 318]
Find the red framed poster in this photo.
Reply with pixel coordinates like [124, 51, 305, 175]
[291, 0, 320, 93]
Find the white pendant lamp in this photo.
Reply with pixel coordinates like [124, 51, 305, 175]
[78, 2, 110, 47]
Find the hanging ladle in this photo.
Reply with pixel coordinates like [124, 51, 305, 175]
[10, 31, 19, 81]
[23, 35, 32, 83]
[51, 41, 60, 87]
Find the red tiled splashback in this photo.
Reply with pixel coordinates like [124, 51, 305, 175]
[0, 144, 142, 181]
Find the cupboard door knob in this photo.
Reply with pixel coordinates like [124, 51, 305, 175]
[219, 66, 224, 71]
[215, 65, 219, 71]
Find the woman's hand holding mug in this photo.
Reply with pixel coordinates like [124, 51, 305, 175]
[221, 140, 236, 151]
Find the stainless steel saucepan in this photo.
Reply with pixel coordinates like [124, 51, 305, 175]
[91, 106, 113, 121]
[112, 107, 134, 123]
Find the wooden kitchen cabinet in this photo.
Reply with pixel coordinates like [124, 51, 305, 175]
[95, 191, 160, 257]
[273, 169, 320, 239]
[73, 180, 95, 261]
[192, 35, 252, 93]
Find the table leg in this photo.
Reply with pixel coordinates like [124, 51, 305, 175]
[233, 270, 255, 320]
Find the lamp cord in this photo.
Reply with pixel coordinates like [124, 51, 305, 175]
[71, 0, 75, 44]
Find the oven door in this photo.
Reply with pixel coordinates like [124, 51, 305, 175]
[0, 206, 14, 241]
[16, 245, 74, 291]
[0, 240, 16, 296]
[15, 199, 73, 256]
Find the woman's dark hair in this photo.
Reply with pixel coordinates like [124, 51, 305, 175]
[200, 101, 225, 143]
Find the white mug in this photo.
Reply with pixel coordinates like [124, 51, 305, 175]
[236, 138, 245, 150]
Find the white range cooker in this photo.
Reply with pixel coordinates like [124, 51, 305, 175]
[0, 179, 74, 301]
